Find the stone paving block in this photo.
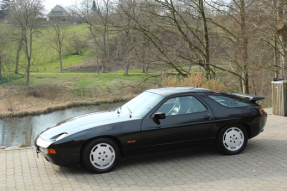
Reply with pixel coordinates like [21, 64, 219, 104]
[1, 108, 287, 190]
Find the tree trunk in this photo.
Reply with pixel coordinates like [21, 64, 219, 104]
[25, 31, 33, 90]
[239, 76, 243, 93]
[274, 0, 279, 78]
[125, 61, 130, 75]
[59, 49, 63, 73]
[275, 36, 279, 78]
[278, 0, 287, 77]
[102, 27, 108, 73]
[188, 63, 192, 73]
[279, 35, 287, 77]
[15, 41, 23, 74]
[145, 63, 149, 75]
[0, 50, 2, 80]
[101, 60, 107, 73]
[199, 0, 211, 78]
[251, 78, 257, 95]
[240, 0, 249, 94]
[97, 55, 99, 74]
[26, 58, 30, 90]
[242, 73, 249, 94]
[102, 47, 107, 73]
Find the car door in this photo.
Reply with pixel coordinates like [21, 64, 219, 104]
[141, 94, 214, 151]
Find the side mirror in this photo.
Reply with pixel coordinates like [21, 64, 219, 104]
[153, 112, 166, 124]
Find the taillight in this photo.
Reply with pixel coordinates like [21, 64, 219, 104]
[259, 107, 266, 115]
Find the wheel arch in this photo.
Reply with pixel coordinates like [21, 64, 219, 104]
[239, 123, 251, 139]
[80, 135, 123, 163]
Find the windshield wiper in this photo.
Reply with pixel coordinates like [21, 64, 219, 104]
[127, 106, 132, 118]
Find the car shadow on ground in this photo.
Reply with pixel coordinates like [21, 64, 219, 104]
[53, 138, 287, 188]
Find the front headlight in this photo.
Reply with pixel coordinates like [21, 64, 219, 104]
[36, 137, 53, 148]
[39, 147, 47, 153]
[55, 133, 68, 141]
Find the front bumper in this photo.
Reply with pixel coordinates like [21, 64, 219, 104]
[35, 137, 80, 166]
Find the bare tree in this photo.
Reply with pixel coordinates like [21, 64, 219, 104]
[0, 24, 12, 79]
[115, 0, 137, 75]
[47, 22, 68, 72]
[14, 31, 24, 74]
[206, 0, 254, 93]
[121, 0, 215, 77]
[0, 24, 6, 79]
[8, 27, 25, 74]
[277, 0, 287, 77]
[8, 0, 44, 89]
[77, 0, 112, 73]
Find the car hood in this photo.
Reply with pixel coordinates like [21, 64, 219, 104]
[40, 111, 133, 141]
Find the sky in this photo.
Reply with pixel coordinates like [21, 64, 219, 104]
[43, 0, 77, 14]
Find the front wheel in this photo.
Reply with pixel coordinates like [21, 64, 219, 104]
[82, 138, 120, 173]
[217, 125, 248, 155]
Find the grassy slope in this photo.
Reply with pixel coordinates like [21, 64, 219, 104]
[6, 24, 90, 73]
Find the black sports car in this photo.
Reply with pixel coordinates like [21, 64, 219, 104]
[35, 87, 267, 173]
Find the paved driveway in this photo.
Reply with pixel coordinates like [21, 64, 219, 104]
[1, 108, 287, 191]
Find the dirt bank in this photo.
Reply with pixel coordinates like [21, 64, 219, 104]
[0, 96, 130, 118]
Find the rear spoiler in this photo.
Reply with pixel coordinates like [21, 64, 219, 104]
[227, 93, 265, 103]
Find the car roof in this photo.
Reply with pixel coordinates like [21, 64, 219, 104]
[146, 86, 214, 96]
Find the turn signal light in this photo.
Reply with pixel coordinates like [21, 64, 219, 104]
[47, 149, 56, 154]
[259, 107, 266, 115]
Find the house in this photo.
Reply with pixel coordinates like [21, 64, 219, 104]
[47, 5, 71, 21]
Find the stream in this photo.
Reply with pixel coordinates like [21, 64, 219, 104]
[0, 102, 123, 147]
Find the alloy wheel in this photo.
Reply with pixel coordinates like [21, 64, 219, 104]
[89, 143, 115, 169]
[222, 127, 244, 151]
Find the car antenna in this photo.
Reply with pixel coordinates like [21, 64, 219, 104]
[117, 106, 121, 114]
[127, 106, 132, 118]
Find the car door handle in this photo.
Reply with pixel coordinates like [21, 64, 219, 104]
[204, 115, 211, 120]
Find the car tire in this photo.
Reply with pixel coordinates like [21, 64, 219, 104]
[216, 124, 248, 155]
[82, 138, 120, 173]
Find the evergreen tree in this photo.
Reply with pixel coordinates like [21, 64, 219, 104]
[0, 0, 9, 19]
[92, 0, 96, 11]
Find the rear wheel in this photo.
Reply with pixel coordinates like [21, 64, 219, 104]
[82, 138, 119, 173]
[217, 124, 248, 155]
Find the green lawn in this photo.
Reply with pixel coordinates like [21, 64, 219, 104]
[2, 73, 162, 90]
[30, 54, 87, 73]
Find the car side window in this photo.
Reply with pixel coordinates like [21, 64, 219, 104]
[208, 95, 252, 107]
[156, 96, 206, 116]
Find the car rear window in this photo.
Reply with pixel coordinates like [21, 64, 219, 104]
[208, 95, 253, 108]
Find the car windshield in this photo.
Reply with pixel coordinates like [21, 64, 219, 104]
[120, 92, 164, 118]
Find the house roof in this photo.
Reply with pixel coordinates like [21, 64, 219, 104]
[47, 5, 71, 17]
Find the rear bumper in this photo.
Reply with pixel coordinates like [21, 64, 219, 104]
[250, 113, 267, 138]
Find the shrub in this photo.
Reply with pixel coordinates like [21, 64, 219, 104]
[27, 84, 64, 100]
[44, 84, 63, 101]
[0, 73, 26, 84]
[28, 89, 44, 98]
[4, 90, 15, 112]
[162, 73, 226, 92]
